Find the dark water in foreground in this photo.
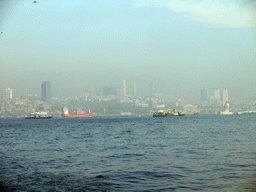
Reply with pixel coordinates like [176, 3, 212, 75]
[0, 115, 256, 191]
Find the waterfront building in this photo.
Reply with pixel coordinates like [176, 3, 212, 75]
[121, 80, 127, 96]
[200, 89, 207, 102]
[41, 81, 51, 103]
[216, 101, 234, 115]
[5, 88, 13, 99]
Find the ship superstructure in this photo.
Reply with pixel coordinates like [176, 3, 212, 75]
[153, 110, 185, 117]
[25, 111, 52, 119]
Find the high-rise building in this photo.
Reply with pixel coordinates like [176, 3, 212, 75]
[209, 95, 214, 105]
[41, 81, 51, 103]
[6, 88, 13, 99]
[121, 80, 127, 96]
[150, 82, 155, 98]
[214, 88, 220, 106]
[133, 83, 136, 97]
[200, 89, 207, 102]
[214, 88, 220, 100]
[222, 88, 228, 103]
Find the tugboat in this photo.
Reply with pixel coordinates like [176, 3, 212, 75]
[25, 112, 52, 119]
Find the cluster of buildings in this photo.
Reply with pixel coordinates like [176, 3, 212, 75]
[200, 88, 229, 106]
[102, 80, 154, 98]
[1, 81, 255, 118]
[1, 81, 52, 118]
[200, 88, 256, 115]
[102, 80, 138, 97]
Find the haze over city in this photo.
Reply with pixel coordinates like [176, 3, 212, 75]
[0, 0, 255, 98]
[1, 2, 256, 190]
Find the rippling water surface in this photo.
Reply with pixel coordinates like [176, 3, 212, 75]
[1, 115, 256, 191]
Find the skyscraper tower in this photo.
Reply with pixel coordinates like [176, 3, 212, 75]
[150, 82, 155, 98]
[6, 88, 13, 99]
[222, 88, 228, 103]
[41, 81, 51, 103]
[214, 88, 220, 106]
[133, 83, 136, 97]
[121, 80, 127, 96]
[200, 89, 207, 102]
[214, 88, 220, 100]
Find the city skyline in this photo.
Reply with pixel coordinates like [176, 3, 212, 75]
[0, 0, 255, 97]
[0, 78, 243, 101]
[0, 80, 250, 99]
[1, 79, 255, 118]
[1, 85, 255, 118]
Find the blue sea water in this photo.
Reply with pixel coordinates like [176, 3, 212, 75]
[0, 114, 256, 191]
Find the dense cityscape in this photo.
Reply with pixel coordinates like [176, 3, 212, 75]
[1, 80, 255, 118]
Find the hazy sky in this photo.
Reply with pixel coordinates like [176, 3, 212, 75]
[0, 0, 255, 97]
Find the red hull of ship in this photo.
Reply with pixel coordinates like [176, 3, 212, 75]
[61, 113, 91, 117]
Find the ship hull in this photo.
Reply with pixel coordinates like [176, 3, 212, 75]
[153, 111, 185, 117]
[25, 116, 52, 119]
[61, 113, 91, 117]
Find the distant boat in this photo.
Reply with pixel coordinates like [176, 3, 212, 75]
[177, 111, 185, 116]
[61, 108, 91, 117]
[168, 109, 185, 116]
[153, 110, 169, 117]
[153, 110, 185, 117]
[25, 112, 52, 119]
